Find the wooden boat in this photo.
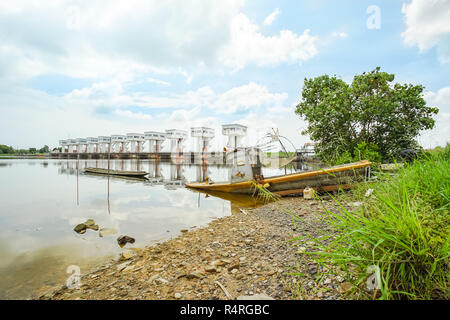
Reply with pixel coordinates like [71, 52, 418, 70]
[84, 167, 148, 178]
[185, 160, 372, 195]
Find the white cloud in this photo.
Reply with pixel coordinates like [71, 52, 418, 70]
[219, 13, 318, 70]
[263, 8, 281, 26]
[114, 109, 152, 120]
[65, 80, 288, 115]
[0, 0, 246, 81]
[214, 82, 287, 114]
[420, 87, 450, 148]
[147, 78, 170, 86]
[401, 0, 450, 63]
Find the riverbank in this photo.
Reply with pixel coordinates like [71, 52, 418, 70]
[38, 196, 353, 300]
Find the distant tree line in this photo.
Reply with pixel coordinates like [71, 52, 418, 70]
[0, 144, 53, 154]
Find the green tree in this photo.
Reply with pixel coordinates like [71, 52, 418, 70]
[39, 145, 49, 153]
[295, 67, 439, 162]
[28, 147, 37, 154]
[0, 145, 14, 154]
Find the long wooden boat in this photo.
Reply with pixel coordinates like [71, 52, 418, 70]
[84, 167, 148, 178]
[185, 160, 371, 195]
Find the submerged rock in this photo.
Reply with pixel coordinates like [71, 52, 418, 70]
[99, 228, 118, 237]
[74, 219, 99, 234]
[117, 235, 135, 247]
[84, 219, 95, 227]
[86, 224, 99, 231]
[74, 223, 87, 234]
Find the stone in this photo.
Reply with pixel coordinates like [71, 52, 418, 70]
[99, 228, 117, 237]
[205, 265, 217, 273]
[120, 250, 136, 261]
[237, 293, 275, 300]
[180, 229, 188, 233]
[74, 223, 86, 234]
[116, 261, 131, 272]
[303, 187, 314, 199]
[122, 266, 135, 273]
[86, 224, 99, 231]
[339, 282, 353, 293]
[84, 219, 95, 227]
[154, 278, 169, 285]
[186, 271, 203, 279]
[174, 292, 182, 299]
[117, 235, 135, 247]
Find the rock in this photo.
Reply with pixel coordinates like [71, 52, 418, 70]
[211, 241, 221, 248]
[116, 261, 131, 272]
[99, 228, 118, 237]
[154, 278, 169, 285]
[122, 265, 135, 273]
[120, 250, 136, 261]
[117, 235, 135, 247]
[339, 282, 353, 293]
[231, 269, 238, 274]
[148, 274, 159, 284]
[174, 292, 182, 299]
[205, 265, 217, 273]
[84, 219, 95, 227]
[74, 223, 86, 234]
[187, 271, 203, 279]
[303, 187, 314, 200]
[211, 260, 226, 267]
[180, 229, 188, 233]
[237, 293, 275, 300]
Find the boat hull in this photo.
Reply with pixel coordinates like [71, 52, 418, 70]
[185, 160, 371, 195]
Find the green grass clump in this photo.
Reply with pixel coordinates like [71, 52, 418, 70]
[296, 147, 449, 299]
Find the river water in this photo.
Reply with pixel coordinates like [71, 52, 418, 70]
[0, 158, 302, 299]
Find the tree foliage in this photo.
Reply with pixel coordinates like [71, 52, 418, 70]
[295, 67, 439, 162]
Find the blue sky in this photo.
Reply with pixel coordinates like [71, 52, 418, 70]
[0, 0, 449, 150]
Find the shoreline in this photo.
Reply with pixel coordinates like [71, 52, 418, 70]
[39, 197, 351, 300]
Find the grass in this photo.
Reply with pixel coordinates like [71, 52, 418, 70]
[302, 148, 449, 299]
[256, 145, 449, 300]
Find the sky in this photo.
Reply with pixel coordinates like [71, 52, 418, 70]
[0, 0, 449, 151]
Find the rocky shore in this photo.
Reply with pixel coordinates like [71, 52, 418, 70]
[39, 197, 354, 300]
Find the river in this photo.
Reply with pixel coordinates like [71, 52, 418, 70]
[0, 158, 305, 299]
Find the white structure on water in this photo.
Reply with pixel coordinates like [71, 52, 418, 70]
[145, 131, 166, 153]
[76, 138, 88, 153]
[59, 140, 68, 153]
[126, 133, 145, 153]
[68, 139, 78, 153]
[86, 137, 98, 153]
[165, 129, 188, 154]
[191, 127, 215, 153]
[222, 124, 247, 150]
[111, 135, 126, 153]
[98, 136, 111, 153]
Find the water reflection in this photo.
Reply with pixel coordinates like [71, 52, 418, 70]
[0, 159, 269, 299]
